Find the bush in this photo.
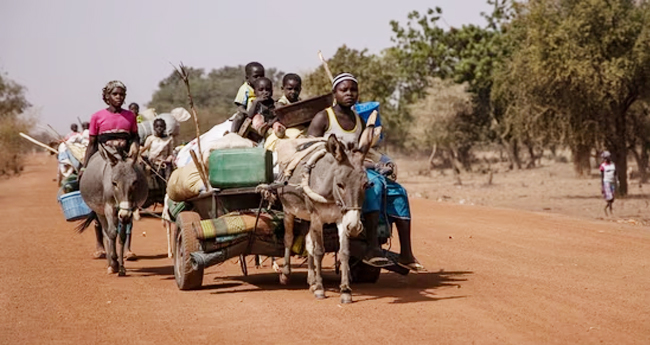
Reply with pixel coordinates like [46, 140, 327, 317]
[0, 116, 33, 177]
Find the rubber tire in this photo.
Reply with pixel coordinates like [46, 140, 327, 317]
[174, 211, 204, 290]
[349, 257, 381, 284]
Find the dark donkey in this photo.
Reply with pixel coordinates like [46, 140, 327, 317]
[277, 125, 374, 304]
[78, 144, 148, 275]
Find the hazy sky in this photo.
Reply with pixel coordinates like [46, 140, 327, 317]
[0, 0, 492, 134]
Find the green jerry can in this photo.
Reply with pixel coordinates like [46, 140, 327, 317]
[208, 147, 274, 189]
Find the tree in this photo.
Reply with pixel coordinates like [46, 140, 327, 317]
[0, 72, 33, 176]
[407, 78, 477, 172]
[389, 1, 516, 166]
[493, 0, 650, 195]
[0, 73, 31, 119]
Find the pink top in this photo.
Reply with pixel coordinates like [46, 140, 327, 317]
[89, 109, 138, 136]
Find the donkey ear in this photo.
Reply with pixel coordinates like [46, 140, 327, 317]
[370, 126, 382, 148]
[127, 142, 140, 163]
[365, 110, 378, 127]
[99, 147, 119, 166]
[357, 125, 373, 156]
[325, 134, 346, 162]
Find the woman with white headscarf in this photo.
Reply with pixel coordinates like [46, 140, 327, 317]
[308, 73, 425, 272]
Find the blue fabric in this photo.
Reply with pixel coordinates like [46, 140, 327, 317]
[363, 169, 411, 221]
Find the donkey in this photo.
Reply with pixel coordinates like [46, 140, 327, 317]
[78, 144, 148, 275]
[277, 128, 373, 304]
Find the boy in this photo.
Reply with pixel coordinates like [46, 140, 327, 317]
[241, 77, 284, 141]
[600, 151, 617, 215]
[275, 73, 302, 108]
[231, 62, 265, 133]
[129, 103, 141, 123]
[264, 74, 306, 151]
[141, 118, 174, 169]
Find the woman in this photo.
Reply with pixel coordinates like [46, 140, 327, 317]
[308, 73, 425, 272]
[82, 81, 139, 167]
[81, 80, 140, 260]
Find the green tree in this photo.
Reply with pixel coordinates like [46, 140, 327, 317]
[494, 0, 650, 195]
[389, 1, 516, 166]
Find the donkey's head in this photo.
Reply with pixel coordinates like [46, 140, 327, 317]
[324, 125, 374, 237]
[102, 143, 142, 223]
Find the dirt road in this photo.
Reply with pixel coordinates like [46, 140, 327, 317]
[1, 155, 649, 344]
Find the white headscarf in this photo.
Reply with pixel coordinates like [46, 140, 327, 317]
[332, 73, 358, 90]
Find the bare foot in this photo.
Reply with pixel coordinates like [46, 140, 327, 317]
[93, 250, 106, 259]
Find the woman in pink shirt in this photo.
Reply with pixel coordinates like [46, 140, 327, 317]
[82, 80, 139, 168]
[80, 80, 140, 261]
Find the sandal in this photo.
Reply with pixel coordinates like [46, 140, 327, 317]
[362, 256, 393, 268]
[397, 261, 427, 273]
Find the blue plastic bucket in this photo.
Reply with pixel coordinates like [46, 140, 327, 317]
[354, 102, 384, 142]
[354, 102, 382, 127]
[58, 191, 92, 221]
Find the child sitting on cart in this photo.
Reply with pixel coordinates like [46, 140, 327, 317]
[140, 118, 174, 180]
[237, 77, 286, 143]
[231, 62, 265, 132]
[264, 73, 307, 151]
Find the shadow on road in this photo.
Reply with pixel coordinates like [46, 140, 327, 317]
[201, 268, 472, 304]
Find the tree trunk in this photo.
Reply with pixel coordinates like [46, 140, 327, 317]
[428, 143, 438, 170]
[502, 139, 522, 170]
[524, 140, 537, 169]
[447, 149, 463, 186]
[457, 145, 473, 172]
[612, 145, 628, 196]
[571, 144, 591, 176]
[630, 147, 649, 184]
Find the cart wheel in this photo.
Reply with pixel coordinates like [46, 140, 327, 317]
[349, 257, 381, 284]
[174, 211, 204, 290]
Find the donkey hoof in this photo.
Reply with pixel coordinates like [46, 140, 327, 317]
[314, 290, 326, 299]
[340, 293, 352, 304]
[118, 267, 126, 276]
[125, 251, 137, 261]
[279, 273, 290, 285]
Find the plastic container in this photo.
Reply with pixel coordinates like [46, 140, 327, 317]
[58, 191, 92, 221]
[354, 102, 384, 142]
[354, 102, 382, 127]
[208, 147, 273, 189]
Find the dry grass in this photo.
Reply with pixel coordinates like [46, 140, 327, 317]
[393, 149, 650, 226]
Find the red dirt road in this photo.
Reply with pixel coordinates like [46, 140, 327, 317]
[1, 155, 649, 344]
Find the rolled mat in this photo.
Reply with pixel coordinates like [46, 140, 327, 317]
[195, 210, 283, 240]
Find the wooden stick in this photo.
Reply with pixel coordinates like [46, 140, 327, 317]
[190, 150, 211, 192]
[318, 50, 334, 83]
[19, 132, 59, 154]
[173, 63, 206, 175]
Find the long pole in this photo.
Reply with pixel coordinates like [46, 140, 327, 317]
[318, 50, 334, 83]
[19, 132, 59, 154]
[173, 63, 206, 173]
[173, 62, 211, 191]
